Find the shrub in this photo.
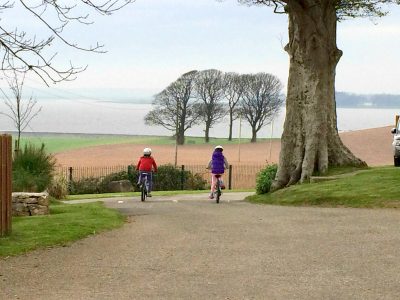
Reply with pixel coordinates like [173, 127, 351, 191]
[153, 164, 206, 191]
[48, 175, 69, 199]
[153, 164, 185, 191]
[69, 177, 102, 195]
[68, 165, 206, 194]
[184, 173, 207, 190]
[127, 165, 138, 184]
[12, 143, 56, 192]
[256, 164, 278, 194]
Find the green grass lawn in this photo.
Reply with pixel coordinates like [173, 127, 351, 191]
[0, 200, 125, 257]
[316, 165, 369, 176]
[15, 133, 274, 153]
[248, 167, 400, 208]
[19, 134, 172, 153]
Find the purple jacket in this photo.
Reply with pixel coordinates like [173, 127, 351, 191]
[210, 151, 227, 174]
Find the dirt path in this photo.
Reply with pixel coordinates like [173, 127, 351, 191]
[1, 193, 400, 299]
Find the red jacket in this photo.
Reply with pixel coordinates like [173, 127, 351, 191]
[136, 156, 157, 172]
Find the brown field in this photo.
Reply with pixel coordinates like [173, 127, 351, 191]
[54, 126, 394, 189]
[55, 126, 394, 168]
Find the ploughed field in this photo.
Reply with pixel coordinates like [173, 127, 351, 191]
[54, 126, 393, 168]
[49, 126, 393, 189]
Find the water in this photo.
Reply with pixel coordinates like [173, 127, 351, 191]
[0, 99, 398, 138]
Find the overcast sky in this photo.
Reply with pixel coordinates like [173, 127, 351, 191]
[10, 0, 400, 96]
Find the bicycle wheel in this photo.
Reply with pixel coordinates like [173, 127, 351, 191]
[215, 179, 221, 204]
[141, 179, 146, 202]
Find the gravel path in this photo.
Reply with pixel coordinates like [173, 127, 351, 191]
[1, 193, 400, 299]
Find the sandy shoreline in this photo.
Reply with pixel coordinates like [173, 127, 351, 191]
[54, 126, 394, 167]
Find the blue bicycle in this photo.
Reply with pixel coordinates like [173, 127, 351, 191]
[214, 175, 222, 204]
[138, 172, 150, 202]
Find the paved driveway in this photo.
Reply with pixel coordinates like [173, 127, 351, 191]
[1, 193, 400, 299]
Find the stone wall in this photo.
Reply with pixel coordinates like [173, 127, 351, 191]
[12, 192, 49, 216]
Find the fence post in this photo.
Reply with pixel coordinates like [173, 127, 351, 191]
[1, 134, 12, 236]
[228, 164, 232, 190]
[180, 165, 185, 190]
[68, 167, 73, 193]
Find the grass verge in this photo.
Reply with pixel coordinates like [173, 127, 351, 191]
[317, 165, 370, 176]
[0, 200, 125, 257]
[248, 167, 400, 208]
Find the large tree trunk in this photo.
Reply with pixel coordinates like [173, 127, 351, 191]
[272, 1, 366, 190]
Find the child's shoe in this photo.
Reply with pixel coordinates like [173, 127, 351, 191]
[209, 193, 214, 199]
[147, 193, 152, 197]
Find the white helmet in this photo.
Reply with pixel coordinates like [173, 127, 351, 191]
[215, 145, 223, 150]
[143, 147, 152, 155]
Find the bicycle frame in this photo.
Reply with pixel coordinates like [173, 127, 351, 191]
[139, 172, 150, 201]
[214, 174, 222, 203]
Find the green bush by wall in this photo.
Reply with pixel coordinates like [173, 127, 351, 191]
[12, 143, 56, 192]
[256, 164, 278, 194]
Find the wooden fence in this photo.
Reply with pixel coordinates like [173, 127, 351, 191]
[0, 134, 12, 236]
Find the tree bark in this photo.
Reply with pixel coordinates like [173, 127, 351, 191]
[177, 131, 185, 145]
[273, 1, 366, 190]
[251, 127, 257, 143]
[205, 123, 210, 143]
[177, 114, 186, 145]
[228, 112, 234, 141]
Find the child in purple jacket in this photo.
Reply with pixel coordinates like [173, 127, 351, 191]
[207, 145, 229, 199]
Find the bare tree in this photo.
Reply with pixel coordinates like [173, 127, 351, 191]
[223, 72, 245, 141]
[0, 0, 133, 85]
[194, 69, 227, 143]
[0, 69, 41, 151]
[240, 73, 283, 143]
[145, 71, 201, 145]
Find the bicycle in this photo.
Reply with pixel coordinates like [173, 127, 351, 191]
[214, 174, 222, 204]
[138, 172, 150, 202]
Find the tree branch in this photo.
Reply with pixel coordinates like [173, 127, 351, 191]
[0, 0, 134, 85]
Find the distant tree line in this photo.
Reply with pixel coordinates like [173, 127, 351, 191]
[145, 69, 284, 144]
[336, 92, 400, 108]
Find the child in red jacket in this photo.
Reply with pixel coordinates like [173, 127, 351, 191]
[136, 147, 157, 197]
